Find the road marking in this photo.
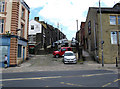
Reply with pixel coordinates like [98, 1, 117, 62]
[102, 78, 120, 87]
[60, 82, 65, 84]
[0, 76, 62, 82]
[102, 83, 112, 87]
[1, 72, 117, 82]
[60, 82, 82, 87]
[114, 79, 120, 82]
[45, 86, 49, 87]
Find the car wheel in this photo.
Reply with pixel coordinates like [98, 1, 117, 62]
[55, 54, 59, 58]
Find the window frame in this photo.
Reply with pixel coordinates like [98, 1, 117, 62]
[0, 19, 4, 33]
[110, 16, 117, 25]
[0, 1, 5, 12]
[21, 23, 25, 37]
[111, 31, 117, 45]
[118, 16, 120, 25]
[21, 7, 25, 20]
[17, 45, 22, 58]
[31, 25, 34, 30]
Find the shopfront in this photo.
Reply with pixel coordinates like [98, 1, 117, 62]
[0, 36, 10, 67]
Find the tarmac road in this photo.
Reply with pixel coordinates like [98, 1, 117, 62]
[1, 70, 119, 88]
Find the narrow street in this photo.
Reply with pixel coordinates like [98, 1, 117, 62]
[1, 51, 119, 88]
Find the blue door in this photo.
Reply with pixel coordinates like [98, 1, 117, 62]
[23, 47, 25, 61]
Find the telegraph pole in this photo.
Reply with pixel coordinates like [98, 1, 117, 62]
[76, 20, 78, 31]
[99, 0, 104, 67]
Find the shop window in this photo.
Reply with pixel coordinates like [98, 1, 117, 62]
[110, 16, 116, 25]
[18, 45, 22, 58]
[0, 1, 5, 12]
[111, 31, 117, 44]
[0, 46, 8, 62]
[0, 19, 4, 33]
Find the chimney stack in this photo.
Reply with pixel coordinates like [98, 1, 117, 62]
[34, 17, 39, 21]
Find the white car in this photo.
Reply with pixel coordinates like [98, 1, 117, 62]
[63, 51, 77, 64]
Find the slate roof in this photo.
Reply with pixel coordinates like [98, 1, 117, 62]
[90, 3, 120, 14]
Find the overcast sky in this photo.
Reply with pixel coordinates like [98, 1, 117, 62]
[25, 0, 120, 40]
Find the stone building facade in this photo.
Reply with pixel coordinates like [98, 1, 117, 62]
[84, 3, 120, 63]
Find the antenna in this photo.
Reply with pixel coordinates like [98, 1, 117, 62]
[57, 22, 59, 29]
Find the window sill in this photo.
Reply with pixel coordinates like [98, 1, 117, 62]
[110, 24, 116, 26]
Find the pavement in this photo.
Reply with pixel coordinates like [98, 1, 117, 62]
[1, 50, 119, 73]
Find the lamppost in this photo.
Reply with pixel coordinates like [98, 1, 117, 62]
[117, 31, 120, 67]
[99, 0, 104, 67]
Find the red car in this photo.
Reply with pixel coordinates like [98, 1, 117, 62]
[53, 47, 72, 58]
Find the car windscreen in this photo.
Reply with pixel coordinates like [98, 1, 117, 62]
[58, 48, 61, 51]
[64, 53, 74, 56]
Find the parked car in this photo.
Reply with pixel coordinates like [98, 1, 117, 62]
[63, 51, 77, 64]
[71, 41, 76, 47]
[61, 39, 69, 47]
[53, 47, 72, 58]
[51, 41, 60, 48]
[71, 38, 78, 47]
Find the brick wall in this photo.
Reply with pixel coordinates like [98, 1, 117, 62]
[10, 2, 19, 65]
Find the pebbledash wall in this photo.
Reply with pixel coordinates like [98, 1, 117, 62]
[0, 0, 30, 67]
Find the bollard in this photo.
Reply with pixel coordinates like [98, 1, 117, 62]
[116, 57, 118, 67]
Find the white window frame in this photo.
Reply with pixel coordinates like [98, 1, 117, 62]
[111, 31, 117, 44]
